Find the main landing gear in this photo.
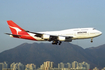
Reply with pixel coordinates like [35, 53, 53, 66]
[52, 40, 62, 45]
[91, 38, 93, 43]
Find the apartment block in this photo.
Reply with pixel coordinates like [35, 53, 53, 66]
[0, 62, 8, 70]
[101, 67, 105, 70]
[93, 67, 99, 70]
[40, 61, 53, 70]
[10, 62, 24, 70]
[25, 63, 36, 70]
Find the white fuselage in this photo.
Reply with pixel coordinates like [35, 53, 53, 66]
[28, 28, 102, 42]
[6, 20, 102, 45]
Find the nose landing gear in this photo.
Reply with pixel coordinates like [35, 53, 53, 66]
[91, 38, 93, 43]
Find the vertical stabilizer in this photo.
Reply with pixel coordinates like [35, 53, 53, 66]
[7, 20, 25, 35]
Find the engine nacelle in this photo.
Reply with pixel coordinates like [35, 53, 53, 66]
[58, 36, 66, 41]
[42, 34, 50, 40]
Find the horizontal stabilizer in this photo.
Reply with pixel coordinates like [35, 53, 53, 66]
[5, 33, 21, 37]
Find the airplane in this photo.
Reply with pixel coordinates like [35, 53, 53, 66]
[6, 20, 102, 45]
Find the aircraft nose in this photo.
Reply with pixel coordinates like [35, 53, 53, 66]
[99, 31, 102, 35]
[97, 30, 102, 35]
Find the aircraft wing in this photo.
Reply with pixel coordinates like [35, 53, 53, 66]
[26, 31, 42, 37]
[26, 31, 73, 41]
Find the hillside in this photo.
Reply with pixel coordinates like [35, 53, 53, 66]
[0, 42, 105, 68]
[86, 44, 105, 68]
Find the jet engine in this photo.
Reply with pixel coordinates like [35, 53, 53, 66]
[42, 34, 71, 42]
[58, 36, 65, 41]
[42, 34, 50, 40]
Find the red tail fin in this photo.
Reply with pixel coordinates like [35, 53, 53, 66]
[7, 20, 25, 35]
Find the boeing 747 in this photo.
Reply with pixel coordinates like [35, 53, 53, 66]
[6, 20, 102, 45]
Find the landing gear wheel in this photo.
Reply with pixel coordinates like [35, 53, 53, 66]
[91, 40, 93, 43]
[52, 40, 58, 45]
[52, 41, 62, 45]
[59, 41, 62, 45]
[91, 38, 93, 43]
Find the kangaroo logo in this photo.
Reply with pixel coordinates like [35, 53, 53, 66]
[9, 25, 22, 34]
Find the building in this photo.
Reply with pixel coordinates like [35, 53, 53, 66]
[79, 61, 90, 70]
[25, 63, 36, 70]
[10, 62, 24, 70]
[2, 68, 11, 70]
[58, 62, 71, 69]
[93, 67, 99, 70]
[72, 61, 79, 69]
[0, 62, 8, 70]
[58, 61, 90, 70]
[0, 61, 91, 70]
[67, 63, 71, 69]
[58, 62, 64, 68]
[40, 61, 53, 70]
[101, 67, 105, 70]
